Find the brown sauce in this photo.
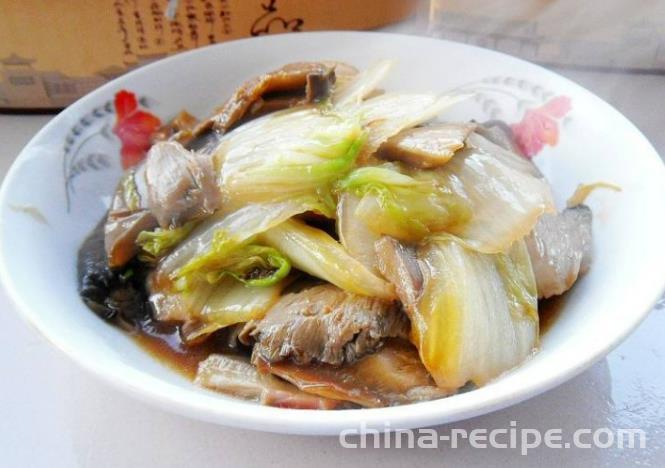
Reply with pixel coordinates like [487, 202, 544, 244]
[538, 294, 567, 335]
[130, 318, 241, 379]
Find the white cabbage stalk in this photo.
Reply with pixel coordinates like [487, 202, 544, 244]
[566, 181, 621, 208]
[260, 219, 395, 299]
[332, 59, 393, 106]
[336, 192, 382, 275]
[333, 60, 470, 160]
[414, 235, 538, 390]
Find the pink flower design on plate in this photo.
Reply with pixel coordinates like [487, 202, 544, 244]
[112, 90, 161, 169]
[511, 96, 572, 158]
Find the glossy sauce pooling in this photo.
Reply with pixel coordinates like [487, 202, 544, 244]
[130, 318, 241, 379]
[538, 294, 567, 335]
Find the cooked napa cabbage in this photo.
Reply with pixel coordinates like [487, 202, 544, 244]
[259, 218, 395, 300]
[350, 92, 469, 165]
[333, 60, 469, 161]
[151, 277, 287, 343]
[215, 108, 366, 211]
[339, 132, 554, 253]
[176, 242, 290, 289]
[332, 59, 393, 106]
[413, 235, 538, 390]
[336, 192, 382, 274]
[566, 181, 621, 208]
[442, 133, 555, 252]
[339, 163, 471, 242]
[137, 220, 198, 261]
[155, 198, 326, 287]
[215, 63, 467, 210]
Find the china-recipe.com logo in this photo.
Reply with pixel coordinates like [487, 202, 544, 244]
[338, 421, 646, 455]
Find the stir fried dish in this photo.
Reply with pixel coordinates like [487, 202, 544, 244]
[78, 61, 605, 409]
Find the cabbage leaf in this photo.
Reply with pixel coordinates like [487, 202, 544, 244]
[150, 277, 286, 343]
[339, 163, 471, 242]
[412, 235, 538, 390]
[260, 219, 395, 299]
[339, 132, 555, 253]
[175, 240, 290, 289]
[137, 220, 198, 261]
[215, 108, 366, 211]
[155, 198, 328, 283]
[440, 133, 555, 253]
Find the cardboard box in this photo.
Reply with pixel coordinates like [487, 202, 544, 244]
[0, 0, 418, 110]
[429, 0, 665, 73]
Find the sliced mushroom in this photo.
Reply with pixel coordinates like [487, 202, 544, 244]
[195, 354, 347, 409]
[104, 140, 220, 267]
[242, 284, 408, 366]
[255, 339, 448, 408]
[377, 123, 476, 168]
[184, 61, 339, 148]
[104, 210, 158, 268]
[144, 141, 220, 228]
[104, 166, 157, 268]
[525, 205, 593, 299]
[153, 110, 198, 143]
[474, 120, 523, 155]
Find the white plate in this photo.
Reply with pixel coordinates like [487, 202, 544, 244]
[1, 32, 664, 435]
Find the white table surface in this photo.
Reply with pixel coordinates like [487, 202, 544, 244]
[2, 19, 665, 468]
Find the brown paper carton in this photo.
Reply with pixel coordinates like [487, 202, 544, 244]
[0, 0, 418, 110]
[429, 0, 665, 73]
